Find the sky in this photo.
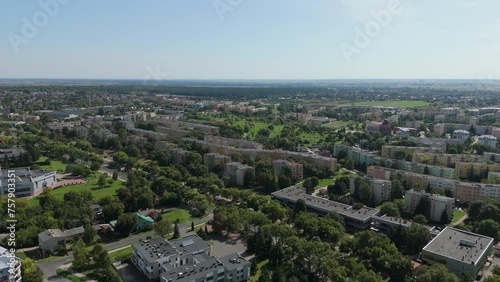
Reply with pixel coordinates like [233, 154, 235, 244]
[1, 0, 500, 80]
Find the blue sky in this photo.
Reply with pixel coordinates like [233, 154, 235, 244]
[1, 0, 499, 79]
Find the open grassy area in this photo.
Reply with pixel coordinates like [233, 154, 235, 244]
[162, 208, 202, 224]
[249, 259, 270, 282]
[35, 157, 68, 173]
[28, 173, 125, 206]
[234, 120, 284, 138]
[451, 210, 466, 224]
[109, 246, 132, 263]
[352, 100, 429, 108]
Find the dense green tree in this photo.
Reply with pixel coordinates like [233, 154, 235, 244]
[379, 202, 400, 217]
[72, 240, 90, 270]
[154, 218, 173, 237]
[20, 258, 44, 282]
[115, 213, 137, 237]
[414, 265, 460, 282]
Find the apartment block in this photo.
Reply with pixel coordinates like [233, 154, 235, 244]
[0, 148, 27, 163]
[452, 130, 470, 140]
[333, 144, 379, 168]
[287, 152, 337, 172]
[454, 162, 500, 179]
[272, 160, 304, 180]
[478, 135, 497, 148]
[171, 148, 189, 165]
[349, 176, 391, 205]
[404, 190, 454, 222]
[365, 119, 391, 136]
[413, 153, 484, 168]
[381, 146, 443, 159]
[224, 162, 254, 186]
[385, 159, 455, 179]
[204, 135, 263, 150]
[203, 153, 231, 171]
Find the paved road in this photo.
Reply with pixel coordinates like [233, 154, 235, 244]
[38, 214, 212, 281]
[99, 158, 128, 182]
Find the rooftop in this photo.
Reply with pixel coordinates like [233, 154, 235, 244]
[271, 186, 378, 221]
[423, 227, 494, 265]
[38, 226, 85, 243]
[134, 234, 210, 264]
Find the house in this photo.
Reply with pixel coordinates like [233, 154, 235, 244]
[134, 213, 155, 232]
[38, 227, 85, 256]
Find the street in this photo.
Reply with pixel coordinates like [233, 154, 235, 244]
[37, 214, 212, 281]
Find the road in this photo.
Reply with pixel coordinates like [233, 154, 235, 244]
[99, 158, 128, 182]
[38, 214, 212, 281]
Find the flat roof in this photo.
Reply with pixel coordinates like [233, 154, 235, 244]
[423, 227, 494, 265]
[271, 186, 378, 221]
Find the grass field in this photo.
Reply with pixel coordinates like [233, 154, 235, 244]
[28, 173, 125, 206]
[36, 157, 68, 173]
[249, 259, 270, 282]
[234, 120, 284, 138]
[162, 209, 202, 224]
[109, 246, 132, 263]
[352, 100, 429, 108]
[451, 210, 466, 224]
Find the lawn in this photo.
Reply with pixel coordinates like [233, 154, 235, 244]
[352, 100, 429, 108]
[249, 259, 270, 282]
[109, 246, 132, 263]
[28, 173, 125, 206]
[451, 210, 466, 224]
[317, 176, 336, 188]
[162, 208, 202, 224]
[234, 120, 284, 138]
[40, 160, 67, 173]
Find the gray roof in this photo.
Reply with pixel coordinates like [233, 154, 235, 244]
[38, 226, 85, 243]
[271, 186, 379, 222]
[134, 235, 210, 264]
[219, 253, 250, 271]
[161, 252, 224, 282]
[371, 215, 413, 228]
[423, 227, 494, 265]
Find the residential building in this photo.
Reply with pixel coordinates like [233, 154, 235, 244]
[484, 152, 500, 163]
[0, 167, 57, 198]
[134, 213, 155, 232]
[441, 107, 460, 116]
[203, 153, 231, 171]
[131, 235, 250, 282]
[413, 153, 484, 168]
[224, 162, 254, 186]
[286, 152, 337, 172]
[422, 227, 493, 278]
[365, 119, 391, 136]
[272, 160, 304, 180]
[271, 186, 380, 230]
[0, 256, 21, 282]
[381, 146, 443, 159]
[204, 135, 263, 150]
[333, 144, 378, 168]
[0, 148, 27, 163]
[478, 135, 497, 148]
[404, 190, 454, 222]
[384, 159, 455, 179]
[452, 130, 470, 141]
[454, 162, 500, 180]
[38, 227, 85, 256]
[72, 126, 89, 138]
[171, 148, 189, 165]
[349, 176, 391, 205]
